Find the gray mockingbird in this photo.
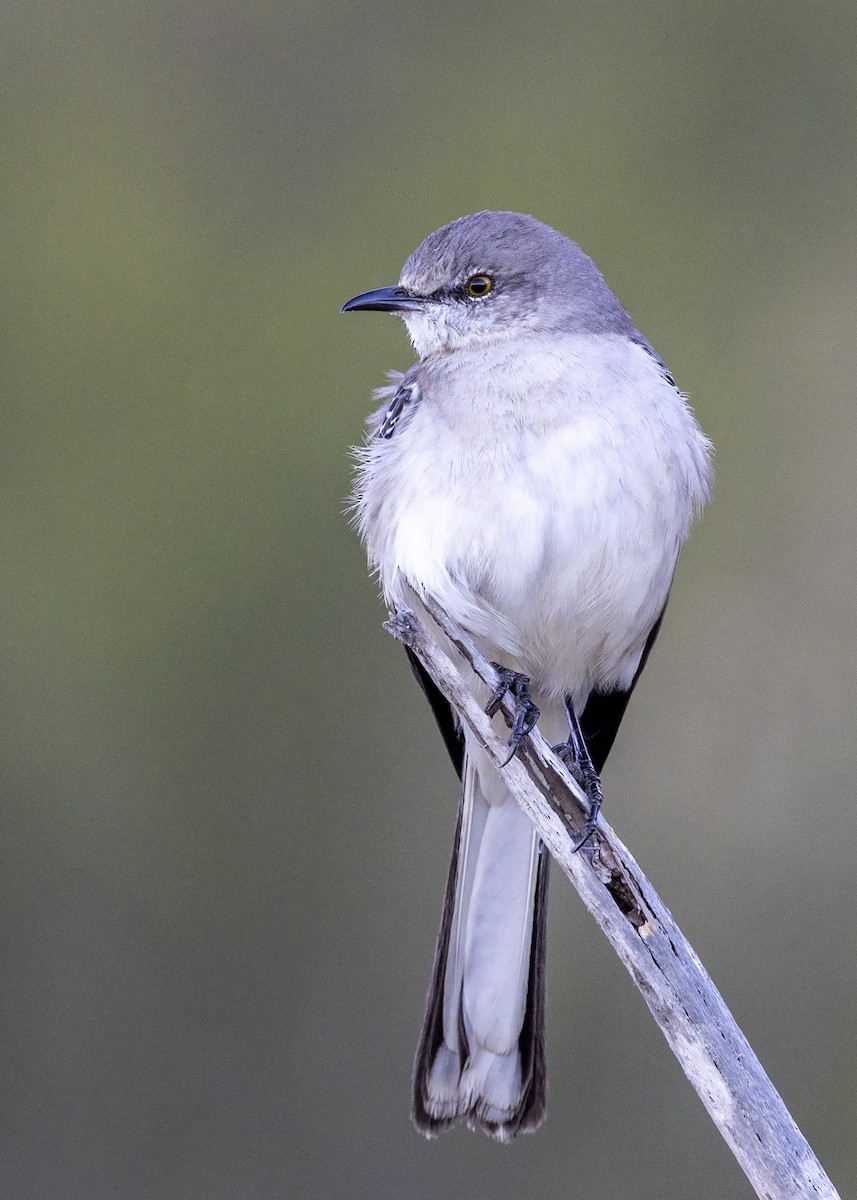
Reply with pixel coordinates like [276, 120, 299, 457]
[342, 211, 712, 1141]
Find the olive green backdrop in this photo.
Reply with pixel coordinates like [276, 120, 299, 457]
[3, 2, 856, 1196]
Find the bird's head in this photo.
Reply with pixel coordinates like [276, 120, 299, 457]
[341, 211, 631, 358]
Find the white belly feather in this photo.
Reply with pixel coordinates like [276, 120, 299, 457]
[355, 334, 711, 705]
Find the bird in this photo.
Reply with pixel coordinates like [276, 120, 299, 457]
[341, 211, 712, 1142]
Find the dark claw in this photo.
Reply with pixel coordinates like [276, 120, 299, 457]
[570, 811, 600, 853]
[485, 665, 517, 718]
[486, 664, 540, 765]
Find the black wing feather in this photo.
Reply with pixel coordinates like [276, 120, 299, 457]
[578, 610, 665, 773]
[404, 646, 465, 778]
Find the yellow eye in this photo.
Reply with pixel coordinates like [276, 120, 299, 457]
[465, 274, 494, 297]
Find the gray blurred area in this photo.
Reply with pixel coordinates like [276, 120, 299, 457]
[2, 2, 856, 1196]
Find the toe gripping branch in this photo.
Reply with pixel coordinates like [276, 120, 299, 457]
[485, 665, 540, 768]
[552, 700, 604, 852]
[484, 668, 603, 852]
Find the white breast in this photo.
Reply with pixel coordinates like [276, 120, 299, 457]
[355, 334, 711, 704]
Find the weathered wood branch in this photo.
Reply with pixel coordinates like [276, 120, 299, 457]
[385, 590, 839, 1200]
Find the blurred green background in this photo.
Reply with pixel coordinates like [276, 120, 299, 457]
[3, 1, 856, 1196]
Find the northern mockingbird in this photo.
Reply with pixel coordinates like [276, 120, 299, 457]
[342, 212, 712, 1141]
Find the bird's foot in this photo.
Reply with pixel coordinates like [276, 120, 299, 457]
[486, 665, 540, 766]
[552, 736, 604, 852]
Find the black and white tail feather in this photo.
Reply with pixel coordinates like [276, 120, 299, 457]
[412, 742, 550, 1141]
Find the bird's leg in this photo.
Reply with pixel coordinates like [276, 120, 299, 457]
[486, 664, 540, 767]
[552, 700, 604, 851]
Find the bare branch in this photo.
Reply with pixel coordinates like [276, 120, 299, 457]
[385, 591, 839, 1200]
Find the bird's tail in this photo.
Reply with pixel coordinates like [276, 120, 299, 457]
[411, 740, 549, 1142]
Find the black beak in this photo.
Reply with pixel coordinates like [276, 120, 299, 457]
[340, 286, 428, 314]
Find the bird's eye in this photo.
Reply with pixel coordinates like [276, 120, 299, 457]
[465, 274, 494, 298]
